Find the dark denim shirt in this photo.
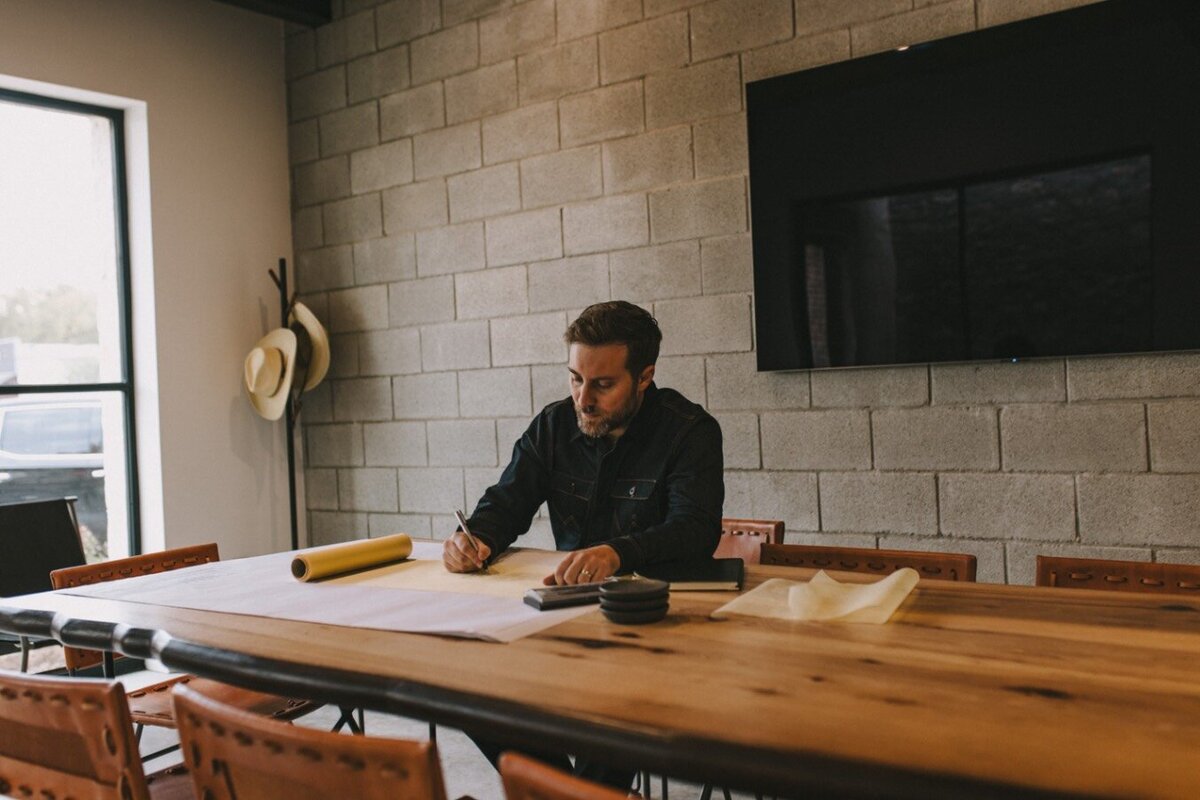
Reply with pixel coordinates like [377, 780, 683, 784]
[466, 383, 724, 571]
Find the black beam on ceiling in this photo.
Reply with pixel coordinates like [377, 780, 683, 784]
[213, 0, 332, 27]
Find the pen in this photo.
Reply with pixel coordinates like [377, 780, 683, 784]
[454, 509, 488, 572]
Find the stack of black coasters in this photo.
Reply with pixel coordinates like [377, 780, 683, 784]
[598, 578, 670, 624]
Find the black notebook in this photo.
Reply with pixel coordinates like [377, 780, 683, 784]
[635, 558, 744, 591]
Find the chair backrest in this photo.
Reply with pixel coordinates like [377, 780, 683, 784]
[51, 542, 221, 672]
[1036, 556, 1200, 595]
[761, 543, 977, 582]
[0, 671, 151, 800]
[0, 497, 86, 597]
[500, 752, 628, 800]
[714, 518, 784, 564]
[173, 682, 448, 800]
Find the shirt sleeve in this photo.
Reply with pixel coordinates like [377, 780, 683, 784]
[464, 415, 550, 558]
[605, 414, 724, 571]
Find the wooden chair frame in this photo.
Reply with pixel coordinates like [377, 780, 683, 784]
[500, 752, 627, 800]
[1036, 555, 1200, 594]
[714, 518, 785, 564]
[761, 543, 977, 582]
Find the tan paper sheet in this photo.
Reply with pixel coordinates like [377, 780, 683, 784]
[712, 568, 919, 624]
[60, 542, 588, 643]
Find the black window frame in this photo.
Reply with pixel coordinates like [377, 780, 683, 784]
[0, 87, 142, 556]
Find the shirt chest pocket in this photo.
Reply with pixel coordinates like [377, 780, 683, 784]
[610, 478, 656, 534]
[551, 471, 592, 529]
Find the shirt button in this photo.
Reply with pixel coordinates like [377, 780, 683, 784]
[628, 486, 636, 497]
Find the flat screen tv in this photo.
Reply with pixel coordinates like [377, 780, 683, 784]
[747, 0, 1200, 371]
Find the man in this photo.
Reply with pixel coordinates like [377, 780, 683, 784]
[442, 301, 724, 790]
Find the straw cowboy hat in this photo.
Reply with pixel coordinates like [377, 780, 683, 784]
[243, 327, 297, 421]
[288, 301, 329, 391]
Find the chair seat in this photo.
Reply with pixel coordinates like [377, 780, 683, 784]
[146, 764, 195, 800]
[127, 674, 320, 729]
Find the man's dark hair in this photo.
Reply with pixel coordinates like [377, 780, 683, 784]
[564, 301, 662, 378]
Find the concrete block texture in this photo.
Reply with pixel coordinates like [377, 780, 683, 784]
[332, 377, 394, 421]
[416, 222, 487, 275]
[559, 81, 645, 149]
[492, 311, 569, 366]
[785, 531, 877, 548]
[389, 275, 456, 327]
[294, 156, 350, 207]
[455, 264, 529, 320]
[1004, 540, 1150, 586]
[289, 120, 319, 165]
[645, 57, 741, 130]
[873, 407, 1000, 471]
[655, 293, 752, 355]
[444, 0, 509, 26]
[486, 208, 564, 266]
[350, 139, 414, 194]
[480, 0, 556, 64]
[939, 473, 1076, 541]
[810, 365, 928, 408]
[650, 356, 704, 407]
[1078, 474, 1200, 546]
[364, 421, 428, 466]
[376, 0, 440, 47]
[724, 470, 819, 532]
[521, 146, 603, 209]
[700, 234, 752, 295]
[310, 511, 368, 545]
[689, 0, 793, 62]
[482, 103, 560, 165]
[557, 0, 642, 41]
[329, 334, 359, 380]
[1148, 400, 1200, 472]
[420, 320, 492, 371]
[293, 207, 323, 252]
[821, 472, 938, 535]
[369, 512, 433, 538]
[448, 163, 522, 222]
[338, 467, 399, 512]
[794, 0, 910, 37]
[399, 467, 466, 513]
[445, 61, 519, 124]
[305, 468, 339, 510]
[297, 246, 354, 293]
[465, 466, 507, 513]
[307, 423, 364, 467]
[742, 29, 850, 83]
[760, 410, 871, 471]
[528, 254, 610, 312]
[602, 126, 694, 195]
[428, 419, 499, 466]
[693, 114, 747, 180]
[394, 372, 459, 419]
[380, 83, 445, 140]
[609, 241, 701, 302]
[348, 45, 410, 105]
[650, 176, 747, 243]
[289, 66, 346, 122]
[705, 352, 810, 410]
[319, 102, 379, 157]
[459, 367, 532, 418]
[301, 383, 333, 424]
[876, 535, 1005, 584]
[323, 194, 383, 245]
[413, 122, 483, 180]
[1067, 353, 1200, 400]
[359, 328, 422, 375]
[978, 0, 1105, 29]
[599, 13, 689, 85]
[383, 180, 448, 234]
[563, 194, 649, 255]
[1001, 404, 1146, 473]
[518, 38, 598, 106]
[411, 23, 479, 86]
[329, 284, 389, 333]
[931, 360, 1066, 405]
[353, 233, 417, 285]
[712, 412, 760, 469]
[532, 364, 568, 410]
[850, 0, 976, 56]
[286, 29, 317, 81]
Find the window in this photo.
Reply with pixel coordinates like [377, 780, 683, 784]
[0, 88, 139, 561]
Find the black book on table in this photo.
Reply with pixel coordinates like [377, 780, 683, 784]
[635, 558, 744, 591]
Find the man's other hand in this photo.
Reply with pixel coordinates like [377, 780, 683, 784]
[443, 532, 492, 572]
[544, 544, 620, 585]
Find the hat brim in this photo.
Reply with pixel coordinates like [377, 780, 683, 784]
[289, 301, 330, 392]
[244, 327, 297, 421]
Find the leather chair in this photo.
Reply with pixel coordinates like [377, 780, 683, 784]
[173, 682, 450, 800]
[50, 543, 321, 756]
[0, 670, 192, 799]
[1036, 556, 1200, 594]
[0, 497, 87, 672]
[761, 543, 977, 582]
[714, 518, 784, 563]
[500, 752, 627, 800]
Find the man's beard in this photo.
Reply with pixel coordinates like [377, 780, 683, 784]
[575, 389, 640, 438]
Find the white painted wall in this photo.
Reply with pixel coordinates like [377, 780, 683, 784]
[0, 0, 297, 557]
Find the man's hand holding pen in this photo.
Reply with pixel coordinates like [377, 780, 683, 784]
[443, 510, 492, 573]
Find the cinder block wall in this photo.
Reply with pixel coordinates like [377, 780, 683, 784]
[286, 0, 1200, 584]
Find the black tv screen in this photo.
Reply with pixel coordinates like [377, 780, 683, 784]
[747, 0, 1200, 371]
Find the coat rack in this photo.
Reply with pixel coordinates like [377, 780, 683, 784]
[268, 257, 301, 552]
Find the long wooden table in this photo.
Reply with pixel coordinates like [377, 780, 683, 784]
[2, 552, 1199, 799]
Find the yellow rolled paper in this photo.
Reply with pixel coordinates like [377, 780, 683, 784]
[291, 533, 413, 582]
